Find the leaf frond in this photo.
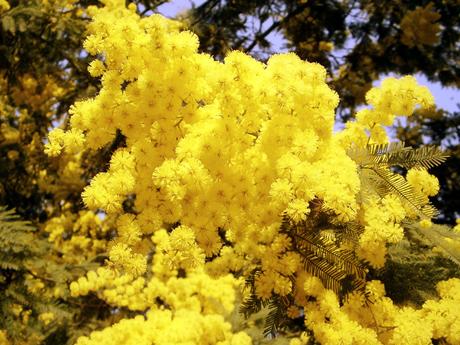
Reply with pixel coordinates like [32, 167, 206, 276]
[292, 226, 366, 297]
[406, 222, 460, 265]
[349, 142, 449, 170]
[365, 166, 437, 218]
[263, 296, 289, 338]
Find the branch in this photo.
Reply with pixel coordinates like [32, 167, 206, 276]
[244, 2, 309, 53]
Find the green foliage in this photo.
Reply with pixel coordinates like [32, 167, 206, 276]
[397, 109, 460, 224]
[241, 210, 367, 337]
[0, 206, 110, 344]
[263, 296, 290, 338]
[364, 166, 437, 218]
[286, 216, 367, 296]
[378, 224, 460, 307]
[240, 271, 292, 339]
[350, 142, 446, 218]
[406, 222, 460, 266]
[353, 142, 449, 170]
[234, 290, 303, 344]
[240, 269, 269, 319]
[0, 206, 42, 270]
[0, 206, 52, 343]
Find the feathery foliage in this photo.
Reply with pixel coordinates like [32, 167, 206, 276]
[240, 269, 269, 319]
[360, 143, 448, 170]
[0, 206, 42, 271]
[241, 211, 367, 335]
[365, 166, 437, 218]
[289, 222, 367, 296]
[0, 206, 53, 343]
[263, 296, 290, 338]
[0, 206, 108, 344]
[405, 222, 460, 266]
[350, 143, 446, 218]
[380, 234, 460, 307]
[240, 271, 292, 339]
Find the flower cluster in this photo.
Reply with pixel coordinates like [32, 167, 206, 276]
[341, 278, 460, 345]
[0, 0, 9, 12]
[338, 75, 434, 148]
[357, 195, 406, 267]
[45, 0, 457, 343]
[75, 309, 252, 345]
[47, 0, 361, 302]
[43, 208, 108, 264]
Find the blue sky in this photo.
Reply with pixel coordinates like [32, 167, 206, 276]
[156, 0, 459, 113]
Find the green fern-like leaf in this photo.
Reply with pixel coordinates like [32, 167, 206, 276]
[263, 296, 289, 338]
[349, 142, 407, 167]
[364, 166, 437, 218]
[240, 209, 367, 337]
[350, 142, 444, 218]
[349, 142, 448, 170]
[383, 235, 460, 307]
[0, 206, 45, 268]
[406, 222, 460, 265]
[240, 293, 266, 319]
[335, 222, 364, 245]
[240, 269, 268, 318]
[290, 220, 367, 297]
[295, 234, 365, 285]
[372, 143, 448, 170]
[298, 250, 345, 294]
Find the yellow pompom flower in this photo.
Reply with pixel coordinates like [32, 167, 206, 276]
[0, 0, 10, 12]
[39, 312, 55, 326]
